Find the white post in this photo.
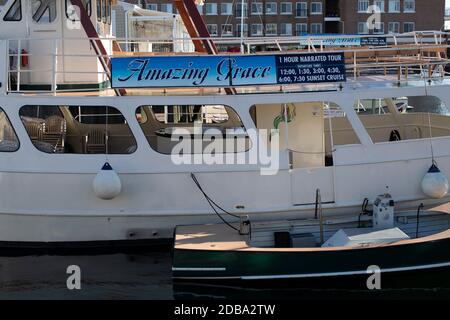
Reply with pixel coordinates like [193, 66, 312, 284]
[240, 0, 245, 53]
[0, 40, 7, 95]
[16, 39, 21, 92]
[51, 39, 58, 94]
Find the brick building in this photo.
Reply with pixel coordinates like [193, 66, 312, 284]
[104, 0, 446, 37]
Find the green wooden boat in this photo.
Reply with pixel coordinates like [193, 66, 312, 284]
[172, 203, 450, 281]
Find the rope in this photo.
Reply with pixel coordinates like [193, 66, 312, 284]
[190, 173, 240, 232]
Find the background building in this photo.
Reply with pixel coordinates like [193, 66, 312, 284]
[124, 0, 445, 37]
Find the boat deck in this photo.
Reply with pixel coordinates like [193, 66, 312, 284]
[174, 203, 450, 252]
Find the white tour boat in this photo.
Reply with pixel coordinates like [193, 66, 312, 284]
[0, 0, 449, 250]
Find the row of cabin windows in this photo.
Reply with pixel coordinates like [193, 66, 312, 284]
[3, 0, 110, 24]
[0, 99, 449, 155]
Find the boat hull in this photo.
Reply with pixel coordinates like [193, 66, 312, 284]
[0, 196, 438, 246]
[172, 236, 450, 281]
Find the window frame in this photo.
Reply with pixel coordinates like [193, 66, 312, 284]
[374, 0, 385, 12]
[280, 2, 292, 15]
[310, 2, 322, 15]
[403, 22, 415, 33]
[280, 23, 293, 36]
[205, 2, 217, 15]
[388, 0, 400, 13]
[3, 0, 22, 22]
[265, 23, 277, 36]
[404, 0, 415, 13]
[220, 3, 232, 15]
[251, 23, 263, 36]
[310, 23, 322, 34]
[251, 2, 263, 15]
[357, 0, 369, 13]
[296, 2, 307, 17]
[19, 105, 137, 155]
[296, 23, 308, 35]
[0, 108, 20, 153]
[31, 0, 58, 24]
[265, 2, 277, 15]
[136, 105, 250, 156]
[65, 0, 92, 21]
[221, 24, 233, 37]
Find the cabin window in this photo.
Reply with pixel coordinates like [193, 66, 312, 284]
[96, 0, 101, 22]
[3, 0, 21, 21]
[101, 0, 106, 23]
[355, 96, 450, 143]
[65, 0, 92, 21]
[0, 108, 19, 152]
[136, 105, 250, 155]
[32, 0, 57, 24]
[20, 105, 137, 154]
[250, 102, 360, 168]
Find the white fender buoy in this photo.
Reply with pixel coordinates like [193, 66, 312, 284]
[93, 162, 122, 200]
[421, 163, 449, 199]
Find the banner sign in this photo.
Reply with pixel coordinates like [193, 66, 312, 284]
[299, 36, 387, 47]
[360, 37, 387, 46]
[111, 53, 346, 88]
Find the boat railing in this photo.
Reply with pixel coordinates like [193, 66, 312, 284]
[1, 31, 450, 96]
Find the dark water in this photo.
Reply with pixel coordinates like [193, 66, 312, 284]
[1, 252, 450, 300]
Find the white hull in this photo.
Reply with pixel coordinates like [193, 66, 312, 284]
[0, 197, 446, 244]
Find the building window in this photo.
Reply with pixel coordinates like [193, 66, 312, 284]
[0, 108, 19, 152]
[146, 4, 157, 11]
[373, 22, 384, 34]
[207, 24, 218, 36]
[222, 24, 233, 36]
[311, 23, 322, 34]
[388, 0, 400, 13]
[265, 2, 277, 15]
[310, 2, 322, 15]
[266, 23, 277, 35]
[196, 4, 203, 14]
[235, 1, 248, 17]
[236, 24, 248, 36]
[3, 0, 21, 21]
[296, 23, 308, 35]
[358, 22, 369, 34]
[404, 0, 415, 13]
[160, 3, 173, 13]
[296, 2, 307, 17]
[31, 0, 57, 24]
[251, 23, 263, 36]
[280, 23, 292, 35]
[280, 2, 292, 14]
[251, 2, 263, 15]
[205, 3, 217, 15]
[221, 3, 232, 15]
[404, 22, 415, 32]
[388, 22, 400, 33]
[374, 0, 385, 12]
[20, 105, 136, 154]
[358, 0, 369, 13]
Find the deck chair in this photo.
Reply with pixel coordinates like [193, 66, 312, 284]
[42, 116, 66, 153]
[84, 128, 106, 154]
[24, 121, 43, 141]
